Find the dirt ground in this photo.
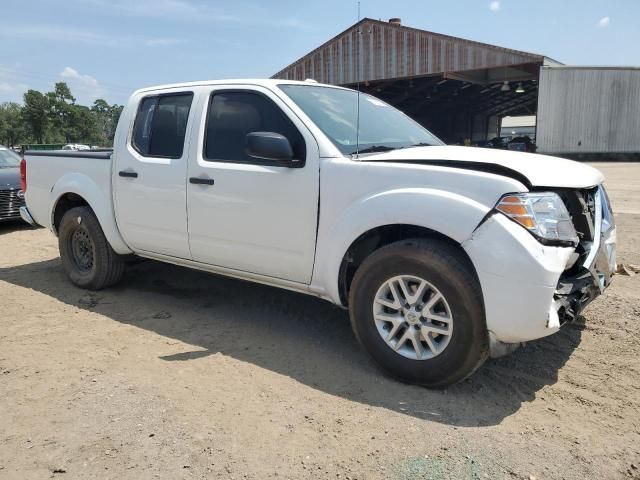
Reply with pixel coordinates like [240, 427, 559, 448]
[1, 163, 639, 480]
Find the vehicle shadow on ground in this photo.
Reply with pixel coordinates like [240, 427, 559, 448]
[0, 257, 583, 427]
[0, 220, 36, 235]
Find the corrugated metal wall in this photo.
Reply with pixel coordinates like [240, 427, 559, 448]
[272, 18, 541, 84]
[537, 67, 640, 154]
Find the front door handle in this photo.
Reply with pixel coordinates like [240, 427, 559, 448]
[189, 177, 215, 185]
[119, 170, 138, 178]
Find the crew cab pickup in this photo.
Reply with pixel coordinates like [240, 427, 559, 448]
[20, 79, 616, 387]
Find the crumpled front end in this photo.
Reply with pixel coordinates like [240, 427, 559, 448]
[553, 186, 616, 323]
[463, 184, 616, 355]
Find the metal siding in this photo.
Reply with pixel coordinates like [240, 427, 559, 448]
[414, 32, 420, 74]
[272, 19, 542, 83]
[537, 67, 640, 154]
[368, 27, 374, 81]
[374, 25, 382, 80]
[359, 29, 365, 82]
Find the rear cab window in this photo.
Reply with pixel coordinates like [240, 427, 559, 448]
[131, 92, 194, 159]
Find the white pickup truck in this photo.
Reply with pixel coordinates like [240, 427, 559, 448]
[20, 79, 616, 387]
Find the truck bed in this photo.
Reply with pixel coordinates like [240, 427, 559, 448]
[23, 149, 124, 251]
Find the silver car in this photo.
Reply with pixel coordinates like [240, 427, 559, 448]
[0, 146, 25, 222]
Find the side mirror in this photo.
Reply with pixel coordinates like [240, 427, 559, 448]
[246, 132, 298, 166]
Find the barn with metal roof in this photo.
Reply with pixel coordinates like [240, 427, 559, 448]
[272, 17, 561, 145]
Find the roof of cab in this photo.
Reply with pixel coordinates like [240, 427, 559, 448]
[132, 78, 350, 96]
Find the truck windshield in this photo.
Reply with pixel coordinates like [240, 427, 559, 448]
[278, 84, 443, 156]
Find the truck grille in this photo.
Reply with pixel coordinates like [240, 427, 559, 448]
[554, 187, 598, 243]
[0, 188, 25, 220]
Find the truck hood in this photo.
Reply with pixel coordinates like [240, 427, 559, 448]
[0, 167, 20, 189]
[360, 146, 604, 189]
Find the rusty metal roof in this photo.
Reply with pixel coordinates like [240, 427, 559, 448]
[272, 18, 545, 85]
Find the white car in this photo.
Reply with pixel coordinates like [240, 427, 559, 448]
[19, 79, 616, 387]
[62, 144, 91, 151]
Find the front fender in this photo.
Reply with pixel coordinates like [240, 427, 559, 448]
[50, 172, 132, 255]
[312, 187, 490, 304]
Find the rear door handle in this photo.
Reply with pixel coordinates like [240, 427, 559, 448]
[119, 170, 138, 178]
[189, 177, 215, 185]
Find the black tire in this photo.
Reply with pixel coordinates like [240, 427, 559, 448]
[58, 206, 125, 290]
[348, 238, 488, 387]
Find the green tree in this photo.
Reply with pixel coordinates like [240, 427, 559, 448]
[91, 98, 112, 145]
[11, 83, 123, 146]
[109, 105, 123, 143]
[47, 82, 77, 143]
[72, 105, 100, 144]
[22, 90, 49, 144]
[0, 102, 25, 146]
[91, 99, 123, 146]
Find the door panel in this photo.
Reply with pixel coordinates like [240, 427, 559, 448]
[113, 92, 194, 258]
[187, 86, 319, 284]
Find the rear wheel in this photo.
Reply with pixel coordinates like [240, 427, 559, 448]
[349, 238, 488, 387]
[58, 206, 125, 290]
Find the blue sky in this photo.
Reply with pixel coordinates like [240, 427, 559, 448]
[1, 0, 638, 105]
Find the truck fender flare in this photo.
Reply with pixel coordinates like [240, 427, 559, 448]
[50, 172, 132, 255]
[313, 187, 490, 304]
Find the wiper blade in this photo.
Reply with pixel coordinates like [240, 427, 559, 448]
[352, 145, 397, 155]
[405, 142, 433, 148]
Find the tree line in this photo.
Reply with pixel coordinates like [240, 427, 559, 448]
[0, 82, 123, 148]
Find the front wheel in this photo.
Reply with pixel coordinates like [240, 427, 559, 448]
[58, 206, 125, 290]
[349, 239, 488, 387]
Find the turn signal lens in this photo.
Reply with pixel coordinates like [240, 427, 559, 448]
[495, 200, 528, 216]
[495, 192, 578, 245]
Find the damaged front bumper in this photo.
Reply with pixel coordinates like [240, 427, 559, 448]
[463, 185, 615, 357]
[554, 186, 616, 323]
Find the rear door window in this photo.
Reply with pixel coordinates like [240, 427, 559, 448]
[132, 93, 193, 158]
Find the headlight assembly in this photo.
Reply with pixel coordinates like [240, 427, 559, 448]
[495, 192, 579, 246]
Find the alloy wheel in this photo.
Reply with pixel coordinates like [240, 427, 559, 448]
[372, 275, 454, 360]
